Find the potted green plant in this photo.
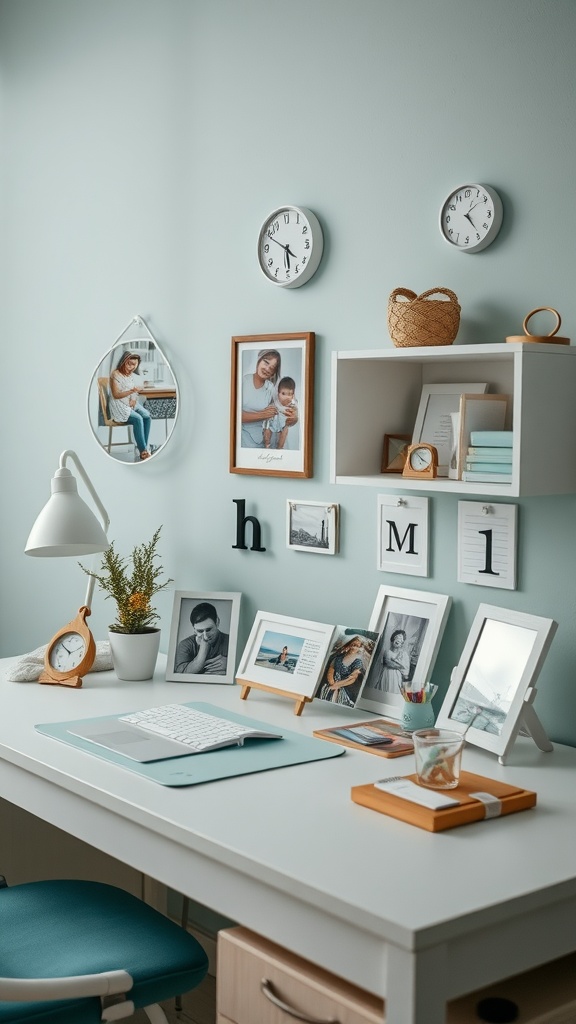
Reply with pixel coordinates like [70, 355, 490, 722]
[80, 526, 173, 680]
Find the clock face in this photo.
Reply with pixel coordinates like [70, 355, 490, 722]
[258, 206, 323, 288]
[440, 184, 503, 253]
[49, 631, 87, 672]
[410, 446, 433, 471]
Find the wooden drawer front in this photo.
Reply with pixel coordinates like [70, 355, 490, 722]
[217, 927, 383, 1024]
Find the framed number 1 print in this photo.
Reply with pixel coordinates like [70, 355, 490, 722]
[230, 333, 315, 478]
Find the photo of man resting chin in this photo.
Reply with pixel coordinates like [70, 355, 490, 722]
[174, 601, 229, 675]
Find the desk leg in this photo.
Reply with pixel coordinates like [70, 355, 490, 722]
[386, 943, 447, 1024]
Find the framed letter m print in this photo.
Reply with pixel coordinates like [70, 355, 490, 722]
[377, 495, 429, 577]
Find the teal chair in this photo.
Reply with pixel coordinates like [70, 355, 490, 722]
[0, 879, 209, 1023]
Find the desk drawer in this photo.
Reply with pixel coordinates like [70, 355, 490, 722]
[217, 927, 383, 1024]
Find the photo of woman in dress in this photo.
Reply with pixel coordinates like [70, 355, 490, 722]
[367, 613, 429, 695]
[316, 629, 378, 708]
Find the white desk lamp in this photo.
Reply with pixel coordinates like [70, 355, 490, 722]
[25, 450, 110, 687]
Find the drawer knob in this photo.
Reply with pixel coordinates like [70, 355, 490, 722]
[261, 978, 338, 1023]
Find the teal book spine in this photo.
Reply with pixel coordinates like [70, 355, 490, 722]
[469, 430, 514, 447]
[464, 461, 513, 473]
[467, 449, 513, 461]
[462, 470, 512, 483]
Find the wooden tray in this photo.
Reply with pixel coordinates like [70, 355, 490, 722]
[351, 771, 536, 832]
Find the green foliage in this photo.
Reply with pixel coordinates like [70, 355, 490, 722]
[80, 526, 173, 633]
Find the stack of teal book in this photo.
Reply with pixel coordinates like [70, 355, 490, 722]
[462, 430, 513, 483]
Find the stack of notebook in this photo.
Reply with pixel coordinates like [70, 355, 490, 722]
[462, 430, 513, 483]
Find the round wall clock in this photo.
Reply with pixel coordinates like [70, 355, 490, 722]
[39, 606, 96, 688]
[439, 184, 503, 253]
[258, 205, 323, 287]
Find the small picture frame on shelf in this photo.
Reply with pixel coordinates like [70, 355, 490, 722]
[230, 332, 315, 478]
[286, 500, 339, 555]
[356, 585, 451, 721]
[381, 434, 411, 474]
[412, 382, 488, 476]
[435, 603, 557, 764]
[165, 591, 241, 684]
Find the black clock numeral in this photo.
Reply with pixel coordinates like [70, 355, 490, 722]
[464, 189, 471, 198]
[267, 258, 273, 267]
[482, 222, 489, 231]
[304, 239, 310, 250]
[302, 225, 308, 234]
[264, 244, 269, 253]
[487, 210, 492, 219]
[274, 268, 279, 278]
[445, 214, 451, 224]
[476, 232, 481, 240]
[465, 236, 470, 245]
[295, 265, 300, 274]
[284, 213, 290, 224]
[301, 255, 307, 265]
[449, 204, 456, 211]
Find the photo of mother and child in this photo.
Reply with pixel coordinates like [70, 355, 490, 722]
[241, 348, 300, 450]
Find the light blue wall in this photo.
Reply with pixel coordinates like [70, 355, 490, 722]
[1, 0, 575, 743]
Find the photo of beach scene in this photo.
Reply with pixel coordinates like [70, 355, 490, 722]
[254, 630, 305, 674]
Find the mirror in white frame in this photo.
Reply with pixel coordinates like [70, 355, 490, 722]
[87, 315, 179, 464]
[435, 603, 557, 764]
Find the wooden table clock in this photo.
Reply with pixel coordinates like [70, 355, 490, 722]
[39, 606, 96, 688]
[402, 442, 438, 480]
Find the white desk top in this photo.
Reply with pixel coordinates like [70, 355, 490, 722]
[2, 654, 576, 1019]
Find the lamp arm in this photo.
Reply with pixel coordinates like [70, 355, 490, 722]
[60, 450, 110, 612]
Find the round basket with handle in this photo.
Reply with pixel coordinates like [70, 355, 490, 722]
[387, 287, 461, 347]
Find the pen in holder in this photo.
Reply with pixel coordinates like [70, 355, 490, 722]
[400, 683, 437, 732]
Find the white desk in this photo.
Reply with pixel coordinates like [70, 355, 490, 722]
[1, 654, 576, 1024]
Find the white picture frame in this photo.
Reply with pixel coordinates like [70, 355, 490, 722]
[287, 500, 339, 555]
[377, 494, 429, 577]
[435, 603, 557, 764]
[166, 591, 241, 684]
[355, 585, 452, 720]
[236, 611, 335, 701]
[412, 382, 488, 476]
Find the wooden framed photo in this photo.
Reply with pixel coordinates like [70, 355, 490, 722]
[356, 585, 451, 720]
[381, 434, 411, 474]
[286, 500, 339, 555]
[435, 603, 557, 764]
[236, 611, 334, 702]
[412, 382, 488, 476]
[230, 332, 314, 478]
[165, 591, 241, 684]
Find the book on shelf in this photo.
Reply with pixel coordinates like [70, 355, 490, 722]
[466, 450, 513, 462]
[351, 771, 536, 831]
[313, 718, 414, 758]
[457, 396, 510, 479]
[462, 470, 512, 483]
[469, 430, 514, 447]
[464, 461, 513, 474]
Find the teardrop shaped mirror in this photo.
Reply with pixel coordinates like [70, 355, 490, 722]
[87, 315, 179, 464]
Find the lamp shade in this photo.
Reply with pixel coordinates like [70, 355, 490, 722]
[25, 466, 109, 557]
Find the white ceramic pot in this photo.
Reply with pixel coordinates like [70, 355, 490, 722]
[108, 629, 161, 681]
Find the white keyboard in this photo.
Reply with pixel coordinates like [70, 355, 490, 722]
[119, 704, 282, 754]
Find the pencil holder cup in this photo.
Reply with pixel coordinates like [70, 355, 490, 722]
[401, 701, 435, 732]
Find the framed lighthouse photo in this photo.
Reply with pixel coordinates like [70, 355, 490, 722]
[286, 500, 339, 555]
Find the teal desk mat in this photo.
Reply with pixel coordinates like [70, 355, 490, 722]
[35, 701, 345, 786]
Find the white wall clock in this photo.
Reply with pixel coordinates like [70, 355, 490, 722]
[258, 205, 323, 287]
[439, 183, 503, 253]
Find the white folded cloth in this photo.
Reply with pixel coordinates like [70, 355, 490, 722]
[7, 641, 113, 681]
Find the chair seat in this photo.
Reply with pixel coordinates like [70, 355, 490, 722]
[0, 880, 209, 1024]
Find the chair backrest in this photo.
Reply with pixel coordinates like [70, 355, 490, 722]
[97, 377, 115, 427]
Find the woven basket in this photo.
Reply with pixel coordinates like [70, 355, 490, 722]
[387, 287, 461, 347]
